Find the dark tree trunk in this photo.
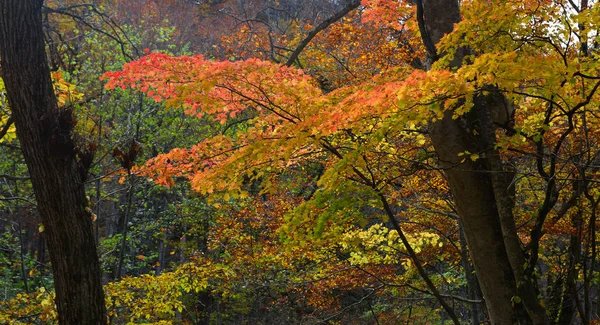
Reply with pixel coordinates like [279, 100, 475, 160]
[458, 219, 484, 324]
[430, 109, 522, 324]
[0, 1, 107, 324]
[417, 2, 519, 322]
[419, 0, 549, 323]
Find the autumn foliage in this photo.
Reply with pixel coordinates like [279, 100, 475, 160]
[3, 0, 600, 324]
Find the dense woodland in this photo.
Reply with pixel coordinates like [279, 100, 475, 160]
[1, 0, 600, 324]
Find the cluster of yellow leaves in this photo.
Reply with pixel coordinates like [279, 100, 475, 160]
[51, 71, 83, 107]
[104, 272, 186, 324]
[0, 71, 92, 145]
[0, 77, 16, 143]
[0, 261, 219, 324]
[0, 287, 56, 325]
[341, 224, 442, 266]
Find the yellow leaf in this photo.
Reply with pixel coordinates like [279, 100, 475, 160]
[38, 224, 45, 233]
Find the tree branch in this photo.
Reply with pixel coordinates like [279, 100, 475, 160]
[414, 0, 439, 63]
[0, 173, 29, 181]
[0, 116, 13, 140]
[285, 0, 361, 67]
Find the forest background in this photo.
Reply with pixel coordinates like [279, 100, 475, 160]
[1, 0, 600, 324]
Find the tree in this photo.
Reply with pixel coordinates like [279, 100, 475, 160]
[0, 1, 106, 324]
[421, 0, 600, 323]
[421, 0, 546, 323]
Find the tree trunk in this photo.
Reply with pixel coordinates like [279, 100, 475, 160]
[430, 109, 521, 324]
[458, 219, 484, 325]
[419, 0, 549, 323]
[0, 1, 107, 324]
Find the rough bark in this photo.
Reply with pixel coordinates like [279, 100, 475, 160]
[0, 1, 107, 324]
[458, 219, 484, 325]
[420, 0, 549, 323]
[477, 91, 549, 325]
[430, 109, 521, 324]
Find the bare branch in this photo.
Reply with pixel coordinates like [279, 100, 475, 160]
[0, 173, 29, 181]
